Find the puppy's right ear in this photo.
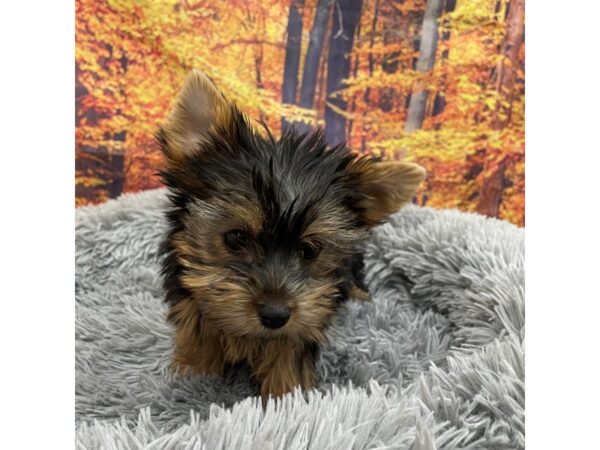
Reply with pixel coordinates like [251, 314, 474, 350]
[158, 70, 232, 162]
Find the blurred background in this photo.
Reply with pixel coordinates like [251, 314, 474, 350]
[76, 0, 524, 225]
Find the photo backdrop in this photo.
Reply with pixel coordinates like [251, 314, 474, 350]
[76, 0, 524, 225]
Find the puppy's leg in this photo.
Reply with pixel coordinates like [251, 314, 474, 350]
[169, 300, 225, 376]
[252, 341, 317, 400]
[172, 330, 225, 376]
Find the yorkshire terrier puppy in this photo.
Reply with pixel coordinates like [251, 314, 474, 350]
[158, 70, 425, 400]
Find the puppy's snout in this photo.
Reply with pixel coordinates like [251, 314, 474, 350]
[256, 303, 291, 329]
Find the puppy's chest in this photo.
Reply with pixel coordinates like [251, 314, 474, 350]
[219, 334, 300, 366]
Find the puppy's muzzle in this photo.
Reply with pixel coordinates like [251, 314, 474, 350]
[256, 304, 291, 329]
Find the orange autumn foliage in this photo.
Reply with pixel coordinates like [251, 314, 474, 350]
[76, 0, 524, 226]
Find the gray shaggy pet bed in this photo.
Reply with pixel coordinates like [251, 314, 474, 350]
[75, 189, 524, 449]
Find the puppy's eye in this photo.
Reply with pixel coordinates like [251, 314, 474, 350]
[223, 229, 249, 251]
[300, 241, 321, 262]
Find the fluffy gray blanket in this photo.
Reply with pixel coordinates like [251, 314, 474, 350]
[75, 189, 524, 449]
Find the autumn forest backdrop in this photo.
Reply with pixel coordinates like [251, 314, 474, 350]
[76, 0, 525, 225]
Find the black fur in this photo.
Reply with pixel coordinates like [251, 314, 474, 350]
[158, 110, 373, 317]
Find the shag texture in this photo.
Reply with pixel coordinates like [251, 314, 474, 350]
[75, 189, 524, 449]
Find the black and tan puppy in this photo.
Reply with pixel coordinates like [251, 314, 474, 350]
[158, 70, 425, 399]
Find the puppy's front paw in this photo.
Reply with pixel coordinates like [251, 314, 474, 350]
[256, 341, 317, 401]
[170, 355, 224, 377]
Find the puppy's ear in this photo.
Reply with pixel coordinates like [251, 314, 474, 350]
[353, 161, 426, 227]
[158, 70, 232, 162]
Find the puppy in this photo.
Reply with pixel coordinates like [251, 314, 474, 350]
[157, 70, 425, 399]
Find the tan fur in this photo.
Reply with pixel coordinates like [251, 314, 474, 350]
[170, 304, 317, 398]
[161, 70, 233, 162]
[253, 339, 316, 399]
[350, 285, 371, 302]
[353, 161, 427, 226]
[302, 205, 368, 277]
[169, 299, 225, 376]
[169, 209, 338, 399]
[164, 172, 386, 399]
[161, 71, 426, 401]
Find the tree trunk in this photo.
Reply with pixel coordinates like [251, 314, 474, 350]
[361, 0, 380, 152]
[346, 18, 361, 143]
[476, 158, 507, 218]
[107, 139, 125, 199]
[324, 0, 363, 146]
[431, 0, 457, 118]
[254, 43, 267, 123]
[315, 35, 330, 116]
[296, 0, 332, 135]
[379, 1, 400, 112]
[492, 0, 525, 129]
[476, 0, 524, 217]
[404, 0, 444, 133]
[281, 0, 305, 132]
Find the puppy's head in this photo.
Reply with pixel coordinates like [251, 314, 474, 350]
[159, 70, 425, 343]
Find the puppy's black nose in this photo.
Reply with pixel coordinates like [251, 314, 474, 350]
[257, 304, 291, 329]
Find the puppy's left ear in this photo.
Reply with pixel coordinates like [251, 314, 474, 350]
[353, 161, 426, 227]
